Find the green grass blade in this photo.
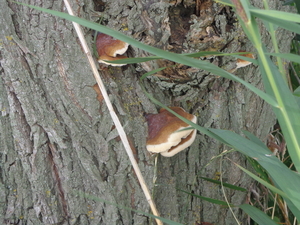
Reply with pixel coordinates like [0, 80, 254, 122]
[295, 0, 300, 14]
[261, 0, 285, 79]
[246, 157, 270, 183]
[266, 53, 300, 64]
[106, 51, 257, 65]
[251, 11, 300, 34]
[233, 0, 300, 172]
[199, 177, 247, 192]
[178, 189, 234, 207]
[294, 87, 300, 97]
[209, 128, 300, 219]
[233, 162, 287, 198]
[18, 2, 278, 107]
[250, 9, 300, 23]
[105, 55, 161, 64]
[184, 51, 253, 57]
[242, 130, 268, 149]
[239, 204, 278, 225]
[139, 67, 168, 80]
[258, 55, 300, 172]
[216, 0, 234, 6]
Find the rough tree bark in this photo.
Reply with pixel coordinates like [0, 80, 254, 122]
[0, 0, 294, 224]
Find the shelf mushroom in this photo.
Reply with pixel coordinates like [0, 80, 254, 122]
[236, 52, 255, 69]
[145, 107, 197, 157]
[96, 33, 129, 66]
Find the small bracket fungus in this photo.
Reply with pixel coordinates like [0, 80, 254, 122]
[145, 107, 197, 157]
[96, 33, 129, 66]
[236, 52, 255, 69]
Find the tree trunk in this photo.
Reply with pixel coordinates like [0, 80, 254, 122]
[0, 0, 294, 224]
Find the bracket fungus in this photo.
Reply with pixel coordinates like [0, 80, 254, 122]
[145, 107, 197, 157]
[236, 52, 255, 69]
[96, 33, 129, 66]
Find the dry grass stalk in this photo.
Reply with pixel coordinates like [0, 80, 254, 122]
[62, 1, 162, 224]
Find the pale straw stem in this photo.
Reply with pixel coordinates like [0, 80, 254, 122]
[63, 1, 162, 224]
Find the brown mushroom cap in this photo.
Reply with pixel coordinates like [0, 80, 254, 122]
[96, 33, 129, 66]
[160, 129, 197, 157]
[145, 107, 197, 156]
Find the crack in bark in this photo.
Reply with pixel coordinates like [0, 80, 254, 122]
[48, 142, 69, 223]
[55, 45, 93, 121]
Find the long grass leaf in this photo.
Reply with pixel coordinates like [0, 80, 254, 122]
[209, 128, 300, 220]
[266, 52, 300, 64]
[251, 12, 300, 34]
[250, 9, 300, 23]
[258, 56, 300, 172]
[294, 87, 300, 97]
[178, 189, 234, 207]
[242, 130, 267, 149]
[246, 157, 270, 183]
[261, 0, 285, 79]
[199, 177, 247, 192]
[239, 204, 278, 225]
[140, 67, 168, 80]
[233, 162, 287, 198]
[106, 51, 257, 65]
[18, 2, 278, 107]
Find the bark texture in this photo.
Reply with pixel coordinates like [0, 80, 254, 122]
[0, 0, 294, 224]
